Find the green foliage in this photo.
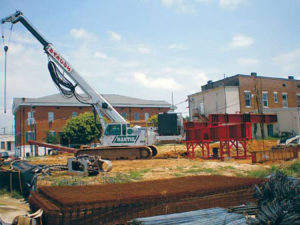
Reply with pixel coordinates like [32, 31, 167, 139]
[247, 169, 270, 178]
[0, 189, 23, 199]
[51, 177, 86, 186]
[287, 161, 300, 174]
[184, 167, 218, 174]
[147, 114, 158, 127]
[102, 169, 151, 184]
[62, 112, 102, 145]
[45, 131, 58, 144]
[247, 161, 300, 178]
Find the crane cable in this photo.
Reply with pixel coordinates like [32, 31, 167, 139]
[47, 59, 102, 133]
[1, 23, 14, 114]
[47, 59, 92, 104]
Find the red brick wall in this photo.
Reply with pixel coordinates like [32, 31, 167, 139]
[238, 76, 300, 113]
[15, 105, 169, 147]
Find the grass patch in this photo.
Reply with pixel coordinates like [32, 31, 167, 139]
[247, 169, 270, 178]
[102, 169, 151, 184]
[222, 165, 235, 170]
[184, 167, 218, 175]
[51, 177, 87, 186]
[102, 173, 132, 184]
[286, 161, 300, 175]
[173, 173, 184, 177]
[176, 166, 185, 171]
[246, 162, 300, 178]
[0, 188, 23, 199]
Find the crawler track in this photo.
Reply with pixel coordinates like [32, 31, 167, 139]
[75, 145, 158, 160]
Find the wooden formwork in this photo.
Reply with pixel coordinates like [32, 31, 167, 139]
[29, 175, 265, 225]
[251, 146, 298, 163]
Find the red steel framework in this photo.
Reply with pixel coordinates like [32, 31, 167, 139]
[184, 114, 277, 160]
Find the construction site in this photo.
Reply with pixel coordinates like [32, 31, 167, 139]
[1, 4, 300, 225]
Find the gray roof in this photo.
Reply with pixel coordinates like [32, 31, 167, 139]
[12, 93, 171, 114]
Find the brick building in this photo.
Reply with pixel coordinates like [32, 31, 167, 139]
[188, 73, 300, 137]
[13, 93, 171, 148]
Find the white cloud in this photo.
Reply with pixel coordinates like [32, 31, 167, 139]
[168, 44, 186, 50]
[273, 48, 300, 73]
[94, 51, 108, 59]
[160, 0, 197, 13]
[137, 46, 151, 54]
[108, 31, 121, 41]
[229, 34, 254, 48]
[134, 72, 183, 90]
[219, 0, 247, 9]
[10, 30, 37, 44]
[70, 28, 95, 40]
[238, 57, 259, 65]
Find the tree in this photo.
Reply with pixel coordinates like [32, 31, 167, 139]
[62, 112, 102, 146]
[147, 114, 158, 127]
[45, 131, 58, 144]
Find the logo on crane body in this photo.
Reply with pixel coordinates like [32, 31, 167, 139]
[113, 135, 138, 144]
[46, 46, 72, 72]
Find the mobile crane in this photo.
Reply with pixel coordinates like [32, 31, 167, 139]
[2, 11, 158, 160]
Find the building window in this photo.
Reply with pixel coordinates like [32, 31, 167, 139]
[27, 111, 35, 125]
[262, 92, 268, 108]
[273, 92, 278, 103]
[134, 112, 139, 121]
[0, 142, 4, 149]
[7, 141, 11, 151]
[48, 112, 54, 122]
[122, 112, 127, 119]
[145, 113, 149, 121]
[282, 93, 288, 108]
[26, 131, 36, 142]
[297, 94, 300, 107]
[244, 91, 251, 107]
[72, 112, 78, 117]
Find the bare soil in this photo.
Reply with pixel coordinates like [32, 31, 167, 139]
[25, 140, 294, 186]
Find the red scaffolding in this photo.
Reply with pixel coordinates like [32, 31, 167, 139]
[184, 114, 277, 160]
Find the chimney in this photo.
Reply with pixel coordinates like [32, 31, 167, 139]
[251, 72, 257, 77]
[288, 76, 294, 80]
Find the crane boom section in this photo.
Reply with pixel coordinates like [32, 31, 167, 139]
[2, 11, 127, 126]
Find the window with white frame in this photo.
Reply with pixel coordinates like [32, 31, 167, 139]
[273, 92, 278, 103]
[282, 93, 288, 107]
[48, 112, 54, 122]
[244, 91, 251, 107]
[27, 111, 35, 125]
[144, 113, 149, 121]
[262, 92, 268, 107]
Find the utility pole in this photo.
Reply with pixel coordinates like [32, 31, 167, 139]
[255, 76, 265, 139]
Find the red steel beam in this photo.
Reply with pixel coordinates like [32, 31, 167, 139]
[28, 140, 77, 153]
[208, 113, 277, 124]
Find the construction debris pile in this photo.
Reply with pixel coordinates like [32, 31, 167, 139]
[28, 175, 265, 225]
[250, 172, 300, 224]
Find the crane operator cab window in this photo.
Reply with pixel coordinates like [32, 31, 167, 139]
[105, 124, 121, 135]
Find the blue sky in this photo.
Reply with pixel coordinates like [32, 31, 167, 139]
[1, 0, 300, 132]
